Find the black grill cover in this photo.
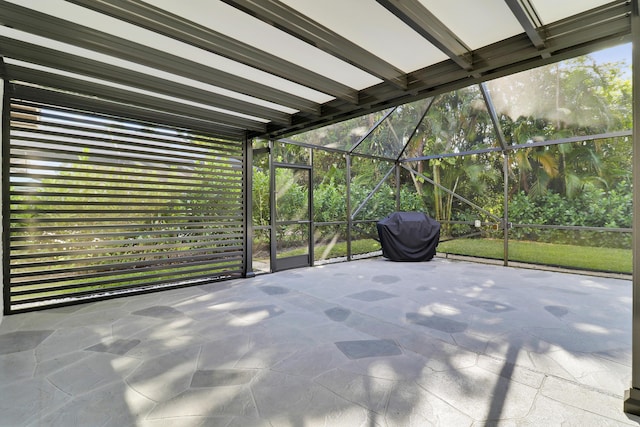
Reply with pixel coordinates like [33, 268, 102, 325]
[377, 212, 440, 262]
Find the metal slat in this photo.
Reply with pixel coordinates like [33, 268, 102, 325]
[10, 229, 243, 243]
[8, 98, 245, 311]
[11, 122, 244, 156]
[9, 165, 242, 183]
[11, 263, 245, 300]
[12, 239, 244, 260]
[11, 246, 244, 271]
[10, 184, 241, 198]
[10, 132, 243, 163]
[11, 176, 241, 189]
[11, 265, 244, 304]
[11, 235, 243, 251]
[6, 64, 268, 133]
[9, 155, 242, 180]
[11, 208, 244, 216]
[11, 103, 246, 151]
[10, 191, 242, 204]
[9, 84, 246, 140]
[10, 215, 243, 225]
[11, 254, 244, 285]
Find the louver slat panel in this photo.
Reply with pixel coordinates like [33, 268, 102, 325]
[8, 99, 244, 312]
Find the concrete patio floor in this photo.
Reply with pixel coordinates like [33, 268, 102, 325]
[1, 257, 639, 426]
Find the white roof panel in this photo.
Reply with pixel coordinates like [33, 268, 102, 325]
[9, 0, 334, 103]
[144, 0, 382, 91]
[0, 26, 298, 115]
[279, 0, 448, 73]
[418, 0, 524, 50]
[532, 0, 612, 25]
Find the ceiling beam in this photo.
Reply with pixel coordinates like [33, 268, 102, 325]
[220, 0, 409, 90]
[479, 83, 508, 150]
[4, 64, 268, 132]
[504, 0, 546, 50]
[0, 0, 322, 116]
[376, 0, 473, 71]
[0, 35, 292, 125]
[263, 0, 632, 139]
[9, 84, 246, 140]
[64, 0, 359, 104]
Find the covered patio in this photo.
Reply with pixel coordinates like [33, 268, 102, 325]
[0, 257, 636, 426]
[2, 0, 640, 423]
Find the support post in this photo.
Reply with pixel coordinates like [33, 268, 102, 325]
[269, 140, 277, 272]
[395, 163, 401, 212]
[309, 149, 315, 267]
[242, 133, 255, 278]
[503, 152, 509, 267]
[625, 0, 640, 415]
[346, 154, 352, 261]
[1, 79, 8, 316]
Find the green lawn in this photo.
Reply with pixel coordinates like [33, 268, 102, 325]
[274, 238, 381, 260]
[314, 238, 381, 260]
[438, 238, 632, 274]
[275, 237, 631, 274]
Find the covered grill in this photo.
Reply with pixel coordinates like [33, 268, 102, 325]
[376, 212, 440, 262]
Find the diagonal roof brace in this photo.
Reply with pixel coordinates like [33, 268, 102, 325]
[376, 0, 474, 71]
[504, 0, 547, 51]
[221, 0, 409, 91]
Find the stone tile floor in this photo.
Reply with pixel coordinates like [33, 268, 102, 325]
[1, 257, 639, 426]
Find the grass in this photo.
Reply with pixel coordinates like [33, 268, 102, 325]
[438, 238, 632, 274]
[273, 238, 381, 260]
[314, 238, 381, 260]
[274, 237, 632, 274]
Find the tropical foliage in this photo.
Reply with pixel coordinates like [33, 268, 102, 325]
[254, 48, 633, 265]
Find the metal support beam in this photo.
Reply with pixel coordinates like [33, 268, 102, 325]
[401, 130, 632, 163]
[309, 149, 315, 267]
[395, 164, 401, 212]
[5, 63, 267, 133]
[10, 83, 244, 140]
[1, 77, 9, 316]
[349, 107, 397, 154]
[242, 134, 255, 278]
[351, 165, 396, 220]
[624, 0, 640, 416]
[0, 1, 321, 116]
[265, 0, 632, 140]
[0, 36, 291, 125]
[396, 97, 434, 161]
[376, 0, 473, 71]
[503, 152, 510, 267]
[504, 0, 546, 50]
[479, 83, 509, 150]
[269, 140, 277, 271]
[401, 164, 502, 223]
[221, 0, 408, 91]
[346, 154, 352, 261]
[65, 0, 359, 104]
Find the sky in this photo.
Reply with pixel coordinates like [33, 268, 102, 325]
[589, 42, 632, 78]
